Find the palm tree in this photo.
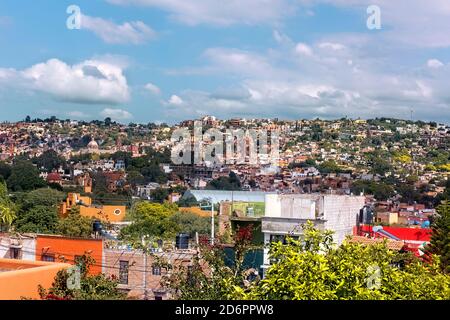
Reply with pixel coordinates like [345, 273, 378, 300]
[0, 203, 16, 232]
[0, 181, 16, 231]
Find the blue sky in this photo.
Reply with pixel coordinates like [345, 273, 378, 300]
[1, 0, 450, 124]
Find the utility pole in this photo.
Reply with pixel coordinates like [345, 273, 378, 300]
[143, 251, 148, 300]
[211, 199, 215, 245]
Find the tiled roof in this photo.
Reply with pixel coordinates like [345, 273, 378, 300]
[347, 235, 405, 251]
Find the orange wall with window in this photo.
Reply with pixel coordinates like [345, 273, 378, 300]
[80, 205, 126, 222]
[35, 235, 103, 275]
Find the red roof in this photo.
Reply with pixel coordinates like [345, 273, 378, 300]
[47, 173, 61, 181]
[358, 225, 431, 242]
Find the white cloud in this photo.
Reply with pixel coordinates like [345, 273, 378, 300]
[145, 83, 161, 95]
[163, 39, 450, 121]
[81, 14, 156, 44]
[427, 59, 444, 69]
[295, 43, 313, 56]
[0, 58, 129, 104]
[168, 95, 184, 105]
[273, 30, 293, 45]
[204, 47, 277, 78]
[312, 0, 450, 48]
[318, 42, 346, 51]
[100, 108, 133, 120]
[105, 0, 450, 49]
[106, 0, 294, 26]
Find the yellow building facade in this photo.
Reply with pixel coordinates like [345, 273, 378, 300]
[59, 193, 126, 223]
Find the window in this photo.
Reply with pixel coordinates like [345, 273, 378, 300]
[269, 234, 298, 245]
[41, 253, 55, 262]
[119, 261, 129, 285]
[10, 248, 21, 259]
[152, 265, 161, 276]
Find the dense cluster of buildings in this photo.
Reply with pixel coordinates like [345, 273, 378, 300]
[0, 116, 448, 299]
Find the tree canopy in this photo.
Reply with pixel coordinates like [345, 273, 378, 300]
[7, 161, 46, 191]
[207, 172, 241, 191]
[427, 201, 450, 274]
[56, 207, 93, 238]
[119, 202, 179, 243]
[234, 222, 450, 300]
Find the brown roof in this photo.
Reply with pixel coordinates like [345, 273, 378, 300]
[347, 235, 405, 251]
[47, 172, 61, 181]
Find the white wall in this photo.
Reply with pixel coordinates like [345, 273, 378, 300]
[323, 195, 365, 245]
[264, 194, 281, 217]
[0, 236, 36, 261]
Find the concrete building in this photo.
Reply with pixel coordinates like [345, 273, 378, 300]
[0, 234, 36, 261]
[261, 194, 365, 271]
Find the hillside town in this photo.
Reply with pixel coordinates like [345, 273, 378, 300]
[0, 115, 449, 300]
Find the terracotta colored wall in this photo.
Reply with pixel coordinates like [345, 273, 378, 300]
[0, 258, 70, 300]
[36, 236, 103, 274]
[80, 205, 126, 222]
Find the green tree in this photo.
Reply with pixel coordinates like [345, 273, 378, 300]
[15, 205, 58, 234]
[126, 170, 145, 186]
[427, 201, 450, 273]
[7, 161, 46, 191]
[17, 188, 66, 210]
[57, 207, 93, 238]
[119, 202, 178, 243]
[140, 164, 168, 184]
[351, 180, 395, 201]
[38, 254, 126, 300]
[170, 211, 212, 238]
[207, 172, 241, 191]
[234, 222, 450, 300]
[34, 150, 64, 172]
[150, 187, 170, 203]
[318, 160, 342, 174]
[163, 225, 256, 300]
[0, 182, 16, 231]
[0, 161, 12, 180]
[177, 195, 198, 207]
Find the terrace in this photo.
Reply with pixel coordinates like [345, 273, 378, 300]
[0, 258, 70, 300]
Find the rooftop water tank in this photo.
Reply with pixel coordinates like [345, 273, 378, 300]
[176, 233, 190, 250]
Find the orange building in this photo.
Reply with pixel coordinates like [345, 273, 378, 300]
[59, 193, 126, 223]
[36, 235, 103, 275]
[0, 258, 70, 300]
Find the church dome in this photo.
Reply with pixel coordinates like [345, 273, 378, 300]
[87, 138, 99, 150]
